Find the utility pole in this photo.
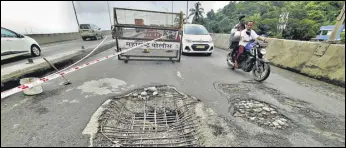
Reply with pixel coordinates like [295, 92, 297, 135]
[172, 1, 173, 25]
[329, 2, 345, 42]
[162, 7, 168, 26]
[72, 1, 79, 26]
[107, 1, 112, 27]
[186, 1, 188, 23]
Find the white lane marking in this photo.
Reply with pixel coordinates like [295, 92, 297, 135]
[177, 71, 183, 79]
[59, 99, 79, 104]
[82, 99, 111, 147]
[12, 124, 20, 129]
[7, 98, 30, 111]
[66, 88, 73, 92]
[10, 104, 18, 110]
[58, 100, 69, 104]
[69, 99, 79, 103]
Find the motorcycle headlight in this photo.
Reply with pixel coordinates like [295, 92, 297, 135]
[185, 39, 192, 43]
[250, 48, 255, 56]
[260, 48, 267, 55]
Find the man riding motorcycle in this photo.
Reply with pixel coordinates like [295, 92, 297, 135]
[234, 21, 267, 68]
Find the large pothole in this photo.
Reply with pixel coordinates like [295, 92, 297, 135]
[91, 85, 236, 147]
[232, 99, 292, 129]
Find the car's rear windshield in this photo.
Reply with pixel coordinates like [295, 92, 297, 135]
[184, 25, 209, 35]
[80, 24, 91, 29]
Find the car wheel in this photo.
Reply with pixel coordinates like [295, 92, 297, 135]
[31, 45, 41, 57]
[206, 53, 212, 56]
[101, 34, 104, 39]
[82, 37, 87, 41]
[93, 36, 98, 40]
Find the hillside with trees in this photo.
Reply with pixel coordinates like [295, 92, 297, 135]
[192, 1, 344, 41]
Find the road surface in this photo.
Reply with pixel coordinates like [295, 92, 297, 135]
[1, 47, 345, 147]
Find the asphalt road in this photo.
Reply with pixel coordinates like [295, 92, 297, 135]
[1, 47, 345, 147]
[1, 37, 113, 68]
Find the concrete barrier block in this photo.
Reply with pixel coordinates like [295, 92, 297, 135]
[28, 33, 80, 45]
[267, 40, 319, 70]
[212, 34, 229, 50]
[302, 44, 345, 82]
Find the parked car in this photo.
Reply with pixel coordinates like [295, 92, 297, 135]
[79, 24, 103, 41]
[1, 27, 41, 60]
[181, 24, 214, 56]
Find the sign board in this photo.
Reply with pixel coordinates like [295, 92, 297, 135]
[118, 39, 180, 50]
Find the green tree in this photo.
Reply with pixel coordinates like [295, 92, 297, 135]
[206, 9, 216, 20]
[200, 1, 344, 40]
[188, 2, 204, 24]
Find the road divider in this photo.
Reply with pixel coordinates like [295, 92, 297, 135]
[27, 30, 111, 45]
[1, 35, 167, 99]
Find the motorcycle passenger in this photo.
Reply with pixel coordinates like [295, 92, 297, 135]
[235, 21, 267, 68]
[229, 15, 246, 50]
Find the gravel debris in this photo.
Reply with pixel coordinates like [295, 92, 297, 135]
[140, 91, 147, 96]
[233, 99, 291, 129]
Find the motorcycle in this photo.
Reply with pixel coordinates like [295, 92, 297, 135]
[226, 39, 271, 82]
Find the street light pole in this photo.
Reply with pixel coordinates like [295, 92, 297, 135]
[172, 1, 173, 25]
[107, 1, 112, 27]
[186, 1, 188, 23]
[72, 1, 79, 26]
[162, 7, 168, 26]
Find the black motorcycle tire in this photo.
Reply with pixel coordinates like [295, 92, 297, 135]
[252, 62, 270, 82]
[226, 52, 235, 70]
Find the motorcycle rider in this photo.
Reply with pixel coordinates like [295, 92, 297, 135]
[234, 21, 267, 68]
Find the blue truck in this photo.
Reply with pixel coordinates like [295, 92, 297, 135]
[313, 25, 345, 41]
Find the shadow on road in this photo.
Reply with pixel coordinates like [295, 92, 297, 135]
[1, 55, 33, 65]
[182, 53, 211, 57]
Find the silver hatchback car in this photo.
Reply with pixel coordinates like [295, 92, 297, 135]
[79, 24, 103, 41]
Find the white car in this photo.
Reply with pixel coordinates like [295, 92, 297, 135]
[1, 27, 41, 60]
[79, 24, 104, 41]
[181, 24, 214, 56]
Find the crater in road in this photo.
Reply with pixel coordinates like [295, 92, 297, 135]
[84, 85, 237, 147]
[214, 80, 345, 146]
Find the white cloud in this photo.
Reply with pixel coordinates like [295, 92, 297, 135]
[1, 1, 77, 34]
[1, 1, 230, 34]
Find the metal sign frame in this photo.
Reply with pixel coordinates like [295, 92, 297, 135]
[113, 7, 184, 63]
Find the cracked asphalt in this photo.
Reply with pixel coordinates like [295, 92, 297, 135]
[1, 47, 345, 147]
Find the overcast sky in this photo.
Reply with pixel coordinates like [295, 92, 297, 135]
[1, 1, 230, 34]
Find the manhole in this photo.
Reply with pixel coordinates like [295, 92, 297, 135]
[95, 86, 201, 147]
